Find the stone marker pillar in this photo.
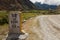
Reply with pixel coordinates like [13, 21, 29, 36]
[2, 11, 28, 40]
[9, 11, 21, 34]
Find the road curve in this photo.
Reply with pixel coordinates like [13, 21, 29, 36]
[23, 15, 60, 40]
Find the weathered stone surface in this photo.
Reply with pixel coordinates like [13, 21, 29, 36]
[9, 11, 21, 34]
[2, 32, 28, 40]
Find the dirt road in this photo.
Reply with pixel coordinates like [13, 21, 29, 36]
[23, 15, 60, 40]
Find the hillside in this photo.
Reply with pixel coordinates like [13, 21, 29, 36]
[0, 0, 36, 11]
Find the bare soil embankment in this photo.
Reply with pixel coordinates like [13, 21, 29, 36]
[23, 15, 60, 40]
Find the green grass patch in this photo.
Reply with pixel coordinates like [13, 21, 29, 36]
[22, 13, 39, 20]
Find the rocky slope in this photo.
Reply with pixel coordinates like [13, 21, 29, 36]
[0, 0, 36, 11]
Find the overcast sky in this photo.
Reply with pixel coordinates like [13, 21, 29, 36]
[30, 0, 60, 5]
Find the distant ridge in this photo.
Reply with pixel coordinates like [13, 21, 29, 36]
[34, 2, 57, 10]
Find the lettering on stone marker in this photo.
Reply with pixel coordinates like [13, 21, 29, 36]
[11, 14, 17, 17]
[11, 13, 19, 28]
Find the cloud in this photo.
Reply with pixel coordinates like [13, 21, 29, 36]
[44, 0, 60, 5]
[30, 0, 44, 3]
[30, 0, 60, 5]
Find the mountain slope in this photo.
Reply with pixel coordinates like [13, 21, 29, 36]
[0, 0, 36, 11]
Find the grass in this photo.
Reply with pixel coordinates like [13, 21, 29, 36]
[0, 10, 59, 25]
[0, 10, 59, 21]
[0, 11, 44, 22]
[21, 13, 41, 20]
[0, 11, 8, 18]
[0, 24, 8, 35]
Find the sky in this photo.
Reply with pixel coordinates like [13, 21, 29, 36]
[30, 0, 60, 5]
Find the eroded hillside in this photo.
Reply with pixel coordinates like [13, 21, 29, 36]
[0, 0, 36, 10]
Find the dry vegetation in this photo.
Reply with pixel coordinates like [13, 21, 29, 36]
[0, 24, 8, 40]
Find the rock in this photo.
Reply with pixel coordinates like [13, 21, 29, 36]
[2, 30, 28, 40]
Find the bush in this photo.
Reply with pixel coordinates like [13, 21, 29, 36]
[0, 18, 8, 25]
[0, 12, 8, 25]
